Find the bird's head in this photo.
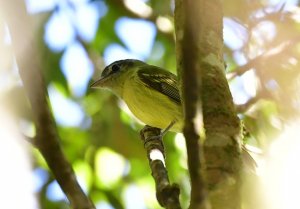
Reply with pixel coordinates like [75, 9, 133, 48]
[90, 59, 144, 90]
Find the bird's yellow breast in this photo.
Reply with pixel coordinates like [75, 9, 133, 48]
[121, 74, 183, 132]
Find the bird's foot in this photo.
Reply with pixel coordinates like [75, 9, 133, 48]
[140, 125, 162, 145]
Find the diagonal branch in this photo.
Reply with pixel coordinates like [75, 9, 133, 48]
[0, 1, 96, 209]
[227, 38, 300, 80]
[235, 95, 261, 113]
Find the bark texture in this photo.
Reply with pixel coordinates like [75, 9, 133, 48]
[175, 0, 242, 209]
[140, 126, 181, 209]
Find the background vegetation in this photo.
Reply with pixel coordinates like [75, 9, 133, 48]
[1, 0, 300, 208]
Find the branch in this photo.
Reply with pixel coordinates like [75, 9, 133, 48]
[175, 0, 209, 208]
[235, 95, 261, 113]
[140, 126, 181, 209]
[0, 1, 95, 209]
[23, 135, 38, 147]
[227, 38, 300, 80]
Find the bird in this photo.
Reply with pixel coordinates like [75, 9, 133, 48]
[91, 59, 183, 133]
[91, 59, 257, 170]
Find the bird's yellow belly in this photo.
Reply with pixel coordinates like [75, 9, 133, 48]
[122, 80, 183, 132]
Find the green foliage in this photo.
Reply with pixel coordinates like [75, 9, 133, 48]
[2, 0, 300, 208]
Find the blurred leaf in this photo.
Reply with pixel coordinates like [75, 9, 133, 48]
[9, 0, 300, 208]
[95, 147, 127, 189]
[74, 160, 93, 192]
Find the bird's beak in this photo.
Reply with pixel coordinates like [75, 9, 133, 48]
[90, 76, 108, 88]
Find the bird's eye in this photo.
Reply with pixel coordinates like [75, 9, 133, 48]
[111, 64, 120, 73]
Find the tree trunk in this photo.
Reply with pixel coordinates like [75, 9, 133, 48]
[175, 0, 242, 208]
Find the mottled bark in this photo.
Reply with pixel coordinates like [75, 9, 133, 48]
[175, 0, 242, 209]
[140, 126, 181, 209]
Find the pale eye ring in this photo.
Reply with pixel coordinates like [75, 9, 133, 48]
[111, 64, 120, 73]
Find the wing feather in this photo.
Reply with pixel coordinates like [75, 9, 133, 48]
[137, 66, 181, 104]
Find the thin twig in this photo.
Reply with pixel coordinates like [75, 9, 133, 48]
[227, 38, 300, 80]
[235, 95, 261, 113]
[22, 135, 38, 147]
[140, 126, 181, 209]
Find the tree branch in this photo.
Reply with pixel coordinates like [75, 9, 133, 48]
[227, 38, 300, 80]
[0, 1, 95, 208]
[140, 126, 181, 209]
[235, 95, 261, 113]
[175, 0, 209, 208]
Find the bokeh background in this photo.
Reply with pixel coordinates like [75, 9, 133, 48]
[1, 0, 300, 208]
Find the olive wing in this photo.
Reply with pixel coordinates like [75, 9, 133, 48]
[137, 66, 181, 104]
